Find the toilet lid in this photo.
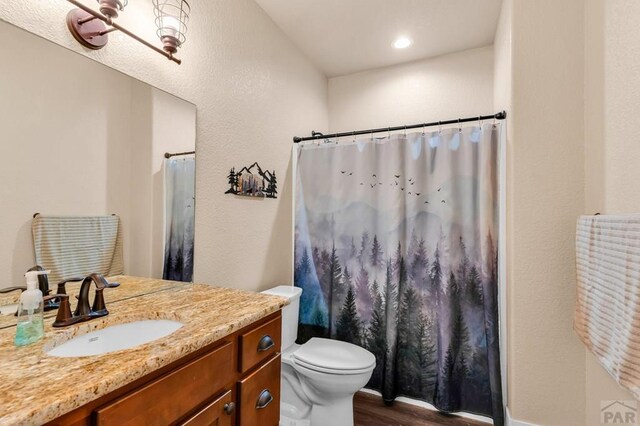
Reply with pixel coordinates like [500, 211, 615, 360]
[292, 338, 375, 372]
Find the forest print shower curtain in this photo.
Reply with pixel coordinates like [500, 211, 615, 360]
[163, 157, 195, 282]
[294, 124, 503, 424]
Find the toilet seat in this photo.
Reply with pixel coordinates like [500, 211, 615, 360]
[293, 358, 375, 375]
[291, 338, 376, 375]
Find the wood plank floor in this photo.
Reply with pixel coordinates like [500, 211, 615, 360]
[353, 392, 488, 426]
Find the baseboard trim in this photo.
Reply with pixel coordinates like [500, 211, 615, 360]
[506, 407, 539, 426]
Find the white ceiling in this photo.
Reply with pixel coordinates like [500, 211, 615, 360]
[255, 0, 504, 77]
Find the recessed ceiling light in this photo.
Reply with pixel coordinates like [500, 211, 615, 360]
[393, 37, 412, 49]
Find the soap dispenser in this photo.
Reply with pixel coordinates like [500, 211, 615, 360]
[14, 270, 48, 346]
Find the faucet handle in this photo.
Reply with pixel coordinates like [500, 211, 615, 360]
[90, 277, 119, 317]
[91, 288, 107, 315]
[45, 294, 80, 328]
[56, 277, 85, 295]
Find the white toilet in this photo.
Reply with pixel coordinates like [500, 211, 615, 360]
[262, 286, 375, 426]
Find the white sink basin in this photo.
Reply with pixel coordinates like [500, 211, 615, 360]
[46, 320, 183, 357]
[0, 303, 18, 316]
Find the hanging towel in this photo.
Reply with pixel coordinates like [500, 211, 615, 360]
[575, 214, 640, 398]
[32, 215, 124, 284]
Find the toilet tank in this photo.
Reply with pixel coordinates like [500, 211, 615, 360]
[261, 285, 301, 351]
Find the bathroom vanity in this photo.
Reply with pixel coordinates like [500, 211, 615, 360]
[0, 277, 287, 425]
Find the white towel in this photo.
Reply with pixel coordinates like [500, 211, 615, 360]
[575, 214, 640, 398]
[32, 215, 124, 284]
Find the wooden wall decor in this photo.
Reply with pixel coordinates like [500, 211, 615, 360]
[225, 162, 277, 199]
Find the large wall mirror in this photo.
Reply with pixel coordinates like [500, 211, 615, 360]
[0, 20, 196, 321]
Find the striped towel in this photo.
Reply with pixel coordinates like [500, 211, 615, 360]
[32, 215, 124, 284]
[575, 214, 640, 398]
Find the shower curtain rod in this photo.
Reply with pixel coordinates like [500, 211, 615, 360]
[292, 110, 506, 143]
[164, 150, 195, 159]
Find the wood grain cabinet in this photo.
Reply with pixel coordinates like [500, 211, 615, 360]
[47, 311, 282, 426]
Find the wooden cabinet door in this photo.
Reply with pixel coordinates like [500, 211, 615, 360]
[94, 342, 234, 425]
[179, 390, 234, 426]
[237, 354, 281, 426]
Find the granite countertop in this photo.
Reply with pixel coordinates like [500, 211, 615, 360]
[0, 276, 287, 425]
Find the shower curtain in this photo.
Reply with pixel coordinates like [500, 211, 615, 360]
[163, 156, 195, 282]
[294, 124, 503, 424]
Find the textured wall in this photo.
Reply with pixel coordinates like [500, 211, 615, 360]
[327, 46, 494, 133]
[584, 1, 640, 424]
[507, 0, 586, 424]
[0, 0, 328, 291]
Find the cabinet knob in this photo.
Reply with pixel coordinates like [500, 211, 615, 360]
[256, 389, 273, 409]
[223, 402, 235, 415]
[257, 335, 275, 352]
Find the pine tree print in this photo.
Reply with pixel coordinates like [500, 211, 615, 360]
[366, 279, 387, 390]
[467, 265, 483, 305]
[321, 243, 345, 338]
[355, 267, 373, 324]
[396, 283, 422, 395]
[370, 234, 383, 268]
[359, 231, 370, 267]
[336, 286, 362, 346]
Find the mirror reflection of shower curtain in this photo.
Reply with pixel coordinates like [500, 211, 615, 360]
[163, 157, 195, 282]
[294, 124, 503, 424]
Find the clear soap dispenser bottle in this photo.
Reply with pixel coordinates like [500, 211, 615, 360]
[14, 270, 48, 346]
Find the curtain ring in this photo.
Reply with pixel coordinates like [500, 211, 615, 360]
[388, 127, 391, 139]
[422, 123, 426, 135]
[458, 118, 462, 133]
[438, 121, 442, 134]
[353, 131, 356, 143]
[404, 125, 407, 137]
[370, 130, 374, 141]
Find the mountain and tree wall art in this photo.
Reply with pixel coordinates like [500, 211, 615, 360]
[294, 125, 504, 424]
[225, 162, 277, 198]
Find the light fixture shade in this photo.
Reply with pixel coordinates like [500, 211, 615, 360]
[97, 0, 128, 18]
[152, 0, 190, 54]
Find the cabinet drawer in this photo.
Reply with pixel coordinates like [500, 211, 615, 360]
[238, 315, 281, 373]
[179, 390, 234, 426]
[237, 354, 281, 426]
[95, 341, 234, 425]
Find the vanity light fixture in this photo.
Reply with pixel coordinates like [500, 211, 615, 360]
[97, 0, 127, 19]
[152, 0, 190, 55]
[65, 0, 185, 64]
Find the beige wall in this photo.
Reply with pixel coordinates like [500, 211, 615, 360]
[584, 0, 640, 424]
[328, 46, 494, 133]
[0, 0, 328, 291]
[0, 20, 195, 287]
[505, 0, 587, 424]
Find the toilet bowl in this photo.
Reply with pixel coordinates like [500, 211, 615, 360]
[262, 286, 375, 426]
